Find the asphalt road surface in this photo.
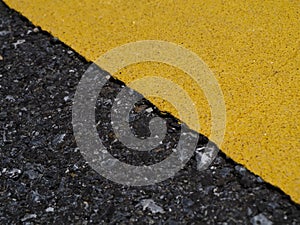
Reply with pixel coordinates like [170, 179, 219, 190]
[0, 1, 299, 224]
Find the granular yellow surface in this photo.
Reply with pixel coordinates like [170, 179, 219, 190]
[4, 0, 299, 203]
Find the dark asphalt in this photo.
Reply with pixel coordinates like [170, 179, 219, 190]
[0, 1, 299, 224]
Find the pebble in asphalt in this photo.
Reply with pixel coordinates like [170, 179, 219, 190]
[0, 1, 299, 224]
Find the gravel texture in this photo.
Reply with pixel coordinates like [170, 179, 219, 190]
[0, 1, 299, 224]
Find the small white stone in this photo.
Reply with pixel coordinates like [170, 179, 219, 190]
[21, 214, 37, 222]
[196, 141, 219, 171]
[145, 108, 153, 113]
[45, 207, 54, 212]
[13, 39, 26, 48]
[137, 199, 164, 214]
[251, 213, 273, 225]
[5, 95, 15, 101]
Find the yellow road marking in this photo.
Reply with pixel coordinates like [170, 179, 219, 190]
[4, 0, 299, 202]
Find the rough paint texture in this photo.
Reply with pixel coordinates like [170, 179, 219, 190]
[3, 0, 299, 203]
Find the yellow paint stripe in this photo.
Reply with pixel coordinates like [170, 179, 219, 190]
[4, 0, 300, 202]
